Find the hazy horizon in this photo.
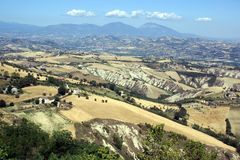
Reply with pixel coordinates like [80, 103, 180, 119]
[1, 0, 240, 39]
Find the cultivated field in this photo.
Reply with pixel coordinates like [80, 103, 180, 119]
[5, 51, 50, 58]
[228, 107, 240, 136]
[98, 54, 142, 62]
[59, 94, 235, 151]
[134, 98, 178, 111]
[0, 85, 57, 103]
[0, 64, 47, 81]
[185, 103, 229, 133]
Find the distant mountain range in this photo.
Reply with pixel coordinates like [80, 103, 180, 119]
[0, 21, 197, 38]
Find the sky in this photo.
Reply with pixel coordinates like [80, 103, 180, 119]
[0, 0, 240, 39]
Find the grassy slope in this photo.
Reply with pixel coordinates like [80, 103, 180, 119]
[59, 94, 235, 151]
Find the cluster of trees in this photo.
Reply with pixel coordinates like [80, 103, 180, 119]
[10, 74, 37, 88]
[0, 119, 121, 160]
[192, 124, 240, 153]
[174, 107, 188, 125]
[47, 77, 65, 86]
[58, 86, 68, 96]
[138, 124, 218, 160]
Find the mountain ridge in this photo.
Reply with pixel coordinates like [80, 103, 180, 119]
[0, 21, 197, 38]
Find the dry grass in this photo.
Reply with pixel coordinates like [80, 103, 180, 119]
[37, 55, 70, 64]
[0, 79, 7, 87]
[0, 85, 57, 103]
[5, 51, 50, 58]
[165, 71, 181, 81]
[144, 84, 170, 99]
[98, 54, 142, 62]
[70, 71, 107, 83]
[221, 77, 240, 88]
[228, 107, 240, 136]
[185, 103, 229, 133]
[45, 65, 79, 74]
[89, 63, 120, 72]
[15, 110, 70, 133]
[59, 94, 235, 151]
[141, 67, 170, 80]
[134, 98, 178, 111]
[0, 64, 47, 81]
[157, 59, 172, 63]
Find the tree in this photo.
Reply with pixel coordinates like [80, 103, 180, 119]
[47, 77, 64, 86]
[0, 120, 121, 160]
[6, 85, 13, 94]
[90, 80, 97, 87]
[174, 107, 188, 125]
[9, 102, 14, 106]
[50, 131, 76, 156]
[184, 141, 217, 160]
[0, 119, 49, 159]
[58, 86, 67, 96]
[0, 100, 6, 107]
[35, 99, 40, 104]
[11, 74, 37, 88]
[225, 118, 233, 136]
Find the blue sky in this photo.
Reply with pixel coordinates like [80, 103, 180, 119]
[0, 0, 240, 39]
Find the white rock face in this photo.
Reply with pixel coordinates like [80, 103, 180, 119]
[207, 68, 240, 79]
[179, 74, 211, 88]
[83, 66, 184, 97]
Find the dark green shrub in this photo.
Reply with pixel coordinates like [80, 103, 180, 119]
[112, 134, 123, 150]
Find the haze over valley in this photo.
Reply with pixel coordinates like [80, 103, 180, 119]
[0, 0, 240, 159]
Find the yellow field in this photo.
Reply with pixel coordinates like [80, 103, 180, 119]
[141, 67, 170, 80]
[157, 59, 172, 63]
[185, 103, 229, 133]
[0, 64, 47, 81]
[37, 55, 70, 64]
[221, 77, 240, 88]
[165, 71, 181, 81]
[59, 94, 235, 151]
[45, 65, 80, 74]
[89, 63, 120, 72]
[5, 51, 50, 58]
[228, 107, 240, 136]
[144, 84, 170, 99]
[0, 85, 57, 103]
[98, 54, 142, 62]
[134, 98, 178, 111]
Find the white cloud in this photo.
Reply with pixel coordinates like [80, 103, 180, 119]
[146, 12, 182, 20]
[105, 10, 129, 18]
[195, 17, 212, 22]
[66, 9, 95, 17]
[130, 10, 144, 18]
[105, 10, 181, 20]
